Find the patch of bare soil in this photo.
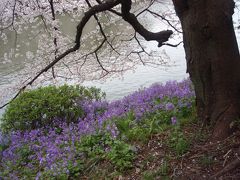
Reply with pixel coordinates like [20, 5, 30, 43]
[123, 124, 240, 180]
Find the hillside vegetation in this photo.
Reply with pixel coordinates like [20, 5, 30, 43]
[1, 79, 239, 179]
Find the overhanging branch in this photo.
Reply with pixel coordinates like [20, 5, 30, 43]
[0, 0, 121, 109]
[120, 0, 173, 47]
[1, 0, 175, 109]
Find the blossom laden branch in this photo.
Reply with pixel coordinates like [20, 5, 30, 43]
[0, 0, 121, 109]
[120, 0, 173, 47]
[0, 0, 174, 109]
[85, 0, 120, 55]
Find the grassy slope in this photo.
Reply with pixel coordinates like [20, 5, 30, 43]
[1, 80, 240, 179]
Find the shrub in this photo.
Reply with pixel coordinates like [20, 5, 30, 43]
[1, 85, 105, 132]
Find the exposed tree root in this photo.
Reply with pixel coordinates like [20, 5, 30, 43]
[211, 155, 240, 179]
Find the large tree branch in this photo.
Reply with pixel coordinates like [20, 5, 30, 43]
[0, 0, 174, 109]
[0, 0, 121, 109]
[75, 0, 120, 48]
[95, 0, 122, 16]
[86, 0, 120, 55]
[120, 0, 173, 47]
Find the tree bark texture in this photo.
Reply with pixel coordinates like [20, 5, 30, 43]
[172, 0, 240, 140]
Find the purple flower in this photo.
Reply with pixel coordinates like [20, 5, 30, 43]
[171, 116, 177, 125]
[0, 79, 195, 178]
[165, 102, 175, 111]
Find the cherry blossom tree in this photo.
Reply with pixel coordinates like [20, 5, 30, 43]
[0, 0, 180, 108]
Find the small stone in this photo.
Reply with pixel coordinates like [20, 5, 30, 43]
[130, 145, 138, 153]
[135, 162, 142, 168]
[118, 175, 123, 180]
[136, 168, 141, 174]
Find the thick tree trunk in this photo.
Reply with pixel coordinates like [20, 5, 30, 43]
[172, 0, 240, 140]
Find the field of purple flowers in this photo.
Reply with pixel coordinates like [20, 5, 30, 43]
[0, 79, 195, 179]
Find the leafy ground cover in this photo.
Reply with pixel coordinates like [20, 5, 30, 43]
[1, 79, 240, 179]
